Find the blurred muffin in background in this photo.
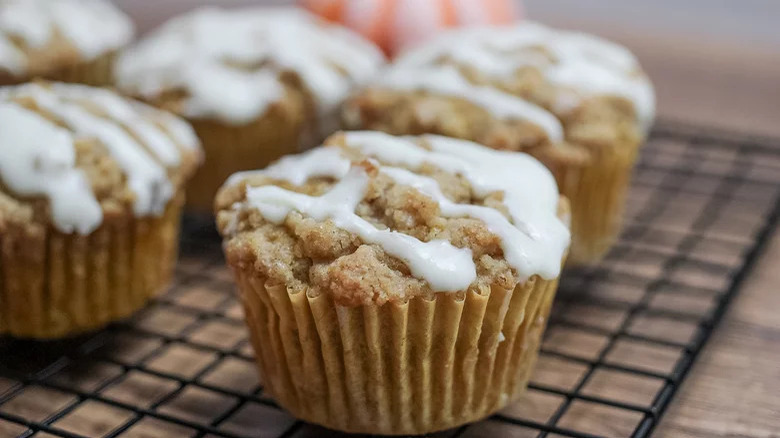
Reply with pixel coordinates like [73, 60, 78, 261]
[0, 82, 201, 339]
[302, 0, 523, 56]
[0, 0, 134, 86]
[216, 130, 569, 434]
[343, 23, 655, 264]
[115, 7, 385, 213]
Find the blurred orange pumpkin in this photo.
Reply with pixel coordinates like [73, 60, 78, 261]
[302, 0, 523, 56]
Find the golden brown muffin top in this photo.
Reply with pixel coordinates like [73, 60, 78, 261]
[217, 131, 570, 306]
[115, 7, 384, 126]
[343, 23, 654, 163]
[0, 0, 134, 80]
[0, 81, 201, 235]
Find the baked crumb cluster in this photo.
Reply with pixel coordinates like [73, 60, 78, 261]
[217, 132, 569, 306]
[343, 23, 654, 162]
[0, 0, 133, 81]
[0, 82, 201, 234]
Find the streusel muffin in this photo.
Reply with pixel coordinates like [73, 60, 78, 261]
[343, 23, 655, 264]
[0, 82, 201, 339]
[115, 7, 384, 212]
[0, 0, 134, 86]
[216, 131, 570, 434]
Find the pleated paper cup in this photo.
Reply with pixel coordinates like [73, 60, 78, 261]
[542, 142, 639, 265]
[184, 106, 314, 214]
[0, 52, 119, 87]
[46, 51, 119, 87]
[233, 267, 560, 435]
[0, 194, 184, 339]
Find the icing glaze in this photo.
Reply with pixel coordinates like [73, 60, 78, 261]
[226, 146, 351, 188]
[344, 131, 569, 280]
[382, 22, 655, 132]
[0, 83, 201, 232]
[378, 65, 564, 142]
[0, 0, 134, 75]
[52, 83, 184, 167]
[0, 102, 102, 234]
[246, 166, 477, 292]
[116, 7, 384, 125]
[225, 131, 569, 291]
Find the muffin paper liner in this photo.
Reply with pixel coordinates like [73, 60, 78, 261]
[0, 51, 119, 87]
[46, 51, 118, 87]
[0, 195, 183, 339]
[233, 268, 560, 435]
[546, 143, 639, 264]
[185, 113, 312, 213]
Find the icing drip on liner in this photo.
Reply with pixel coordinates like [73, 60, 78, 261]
[227, 131, 569, 292]
[0, 0, 134, 75]
[0, 83, 201, 233]
[116, 7, 384, 125]
[0, 102, 102, 234]
[382, 22, 655, 133]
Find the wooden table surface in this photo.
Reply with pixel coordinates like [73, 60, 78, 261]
[654, 230, 780, 437]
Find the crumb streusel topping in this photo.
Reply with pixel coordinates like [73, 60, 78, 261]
[218, 131, 569, 306]
[0, 82, 201, 234]
[344, 23, 654, 160]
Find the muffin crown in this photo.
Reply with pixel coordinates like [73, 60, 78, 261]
[0, 82, 201, 234]
[0, 0, 134, 76]
[116, 7, 384, 125]
[378, 22, 655, 137]
[219, 131, 569, 301]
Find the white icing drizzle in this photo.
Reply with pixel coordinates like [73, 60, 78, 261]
[153, 109, 201, 153]
[116, 7, 384, 125]
[225, 131, 569, 291]
[27, 88, 171, 216]
[226, 147, 351, 188]
[386, 22, 655, 132]
[0, 102, 102, 234]
[344, 131, 569, 280]
[0, 33, 24, 74]
[378, 65, 564, 142]
[0, 83, 201, 230]
[51, 83, 182, 167]
[246, 166, 477, 292]
[0, 0, 134, 74]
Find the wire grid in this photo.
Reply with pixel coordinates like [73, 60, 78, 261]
[1, 122, 780, 438]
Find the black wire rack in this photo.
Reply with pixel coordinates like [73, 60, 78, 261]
[1, 122, 780, 438]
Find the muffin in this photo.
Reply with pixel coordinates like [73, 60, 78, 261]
[0, 0, 134, 86]
[343, 23, 655, 264]
[115, 7, 385, 212]
[0, 82, 201, 339]
[216, 131, 570, 434]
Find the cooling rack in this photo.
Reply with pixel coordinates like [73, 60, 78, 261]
[1, 122, 779, 438]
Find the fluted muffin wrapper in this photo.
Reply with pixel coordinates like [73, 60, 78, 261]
[233, 267, 560, 435]
[0, 194, 183, 339]
[0, 51, 118, 87]
[185, 111, 318, 213]
[543, 143, 639, 265]
[46, 51, 118, 87]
